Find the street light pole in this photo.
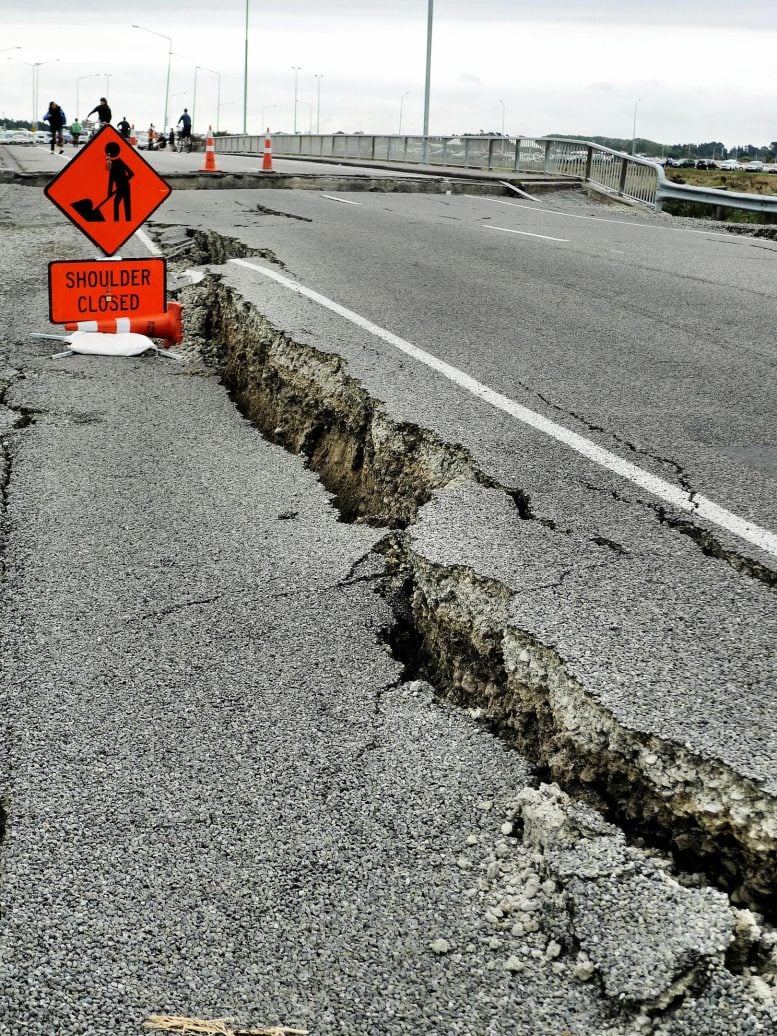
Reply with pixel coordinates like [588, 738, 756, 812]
[17, 59, 58, 129]
[313, 74, 323, 135]
[398, 91, 409, 135]
[243, 0, 249, 133]
[499, 98, 505, 137]
[632, 97, 641, 156]
[292, 66, 301, 133]
[423, 0, 434, 160]
[131, 24, 172, 132]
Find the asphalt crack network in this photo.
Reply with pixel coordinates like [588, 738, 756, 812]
[171, 236, 777, 921]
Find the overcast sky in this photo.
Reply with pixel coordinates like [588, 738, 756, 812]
[3, 1, 777, 147]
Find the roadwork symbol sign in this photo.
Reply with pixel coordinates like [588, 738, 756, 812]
[48, 257, 167, 324]
[44, 125, 171, 256]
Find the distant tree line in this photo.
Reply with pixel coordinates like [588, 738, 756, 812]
[551, 134, 777, 161]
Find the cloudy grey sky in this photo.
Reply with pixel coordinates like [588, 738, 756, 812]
[3, 1, 777, 146]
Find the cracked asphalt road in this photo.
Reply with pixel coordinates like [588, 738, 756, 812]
[160, 191, 777, 800]
[1, 174, 777, 1035]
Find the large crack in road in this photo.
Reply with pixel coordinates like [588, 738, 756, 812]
[175, 243, 777, 916]
[2, 182, 777, 1032]
[140, 223, 777, 1027]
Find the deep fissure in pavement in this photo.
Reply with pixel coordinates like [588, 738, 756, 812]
[181, 262, 777, 925]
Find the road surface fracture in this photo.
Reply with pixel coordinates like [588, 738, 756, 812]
[180, 225, 777, 890]
[1, 185, 777, 1035]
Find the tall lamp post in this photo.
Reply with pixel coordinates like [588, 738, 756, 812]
[132, 24, 172, 132]
[16, 59, 59, 128]
[76, 72, 100, 120]
[398, 91, 409, 134]
[291, 66, 301, 133]
[632, 97, 641, 156]
[313, 74, 323, 134]
[423, 0, 434, 161]
[498, 98, 505, 137]
[422, 0, 435, 139]
[243, 0, 249, 132]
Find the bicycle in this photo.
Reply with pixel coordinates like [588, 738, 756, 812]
[176, 132, 192, 154]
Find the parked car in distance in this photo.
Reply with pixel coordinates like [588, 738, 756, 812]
[6, 130, 34, 145]
[719, 159, 743, 170]
[695, 159, 717, 170]
[744, 161, 764, 172]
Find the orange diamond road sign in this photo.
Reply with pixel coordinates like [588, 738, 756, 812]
[44, 125, 171, 256]
[48, 258, 167, 324]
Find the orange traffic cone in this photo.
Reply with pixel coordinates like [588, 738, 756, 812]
[64, 302, 182, 346]
[262, 128, 273, 172]
[201, 126, 220, 172]
[130, 124, 137, 147]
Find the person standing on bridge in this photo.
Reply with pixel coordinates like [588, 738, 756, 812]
[43, 101, 66, 154]
[176, 108, 192, 146]
[87, 97, 112, 128]
[69, 116, 82, 147]
[116, 116, 131, 140]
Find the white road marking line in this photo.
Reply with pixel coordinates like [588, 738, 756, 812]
[135, 228, 163, 255]
[229, 258, 774, 555]
[484, 225, 569, 243]
[320, 194, 362, 205]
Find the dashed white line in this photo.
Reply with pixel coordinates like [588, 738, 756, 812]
[320, 194, 362, 206]
[228, 257, 777, 558]
[484, 225, 569, 243]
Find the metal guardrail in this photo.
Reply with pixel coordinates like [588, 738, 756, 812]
[217, 132, 660, 207]
[217, 133, 777, 216]
[655, 168, 777, 216]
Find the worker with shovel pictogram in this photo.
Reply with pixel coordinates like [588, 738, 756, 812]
[71, 141, 134, 223]
[44, 123, 171, 256]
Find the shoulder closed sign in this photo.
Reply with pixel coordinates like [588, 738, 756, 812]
[48, 258, 167, 323]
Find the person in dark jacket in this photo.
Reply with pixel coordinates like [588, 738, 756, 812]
[87, 97, 112, 126]
[176, 108, 192, 141]
[43, 101, 67, 154]
[116, 117, 131, 139]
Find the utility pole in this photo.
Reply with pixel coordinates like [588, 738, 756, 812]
[422, 0, 434, 161]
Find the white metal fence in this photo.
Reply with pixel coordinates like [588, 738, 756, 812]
[216, 133, 777, 216]
[217, 132, 660, 207]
